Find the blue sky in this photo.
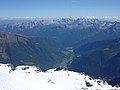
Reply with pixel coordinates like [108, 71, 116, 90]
[0, 0, 120, 18]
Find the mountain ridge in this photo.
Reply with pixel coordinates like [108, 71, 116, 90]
[0, 18, 120, 48]
[69, 38, 120, 79]
[0, 63, 119, 90]
[0, 31, 72, 70]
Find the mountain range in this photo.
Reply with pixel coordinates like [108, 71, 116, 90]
[0, 18, 120, 85]
[0, 18, 120, 48]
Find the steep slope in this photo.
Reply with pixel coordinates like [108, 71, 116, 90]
[69, 38, 120, 79]
[0, 32, 71, 70]
[0, 63, 119, 90]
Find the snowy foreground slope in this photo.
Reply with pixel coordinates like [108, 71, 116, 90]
[0, 63, 119, 90]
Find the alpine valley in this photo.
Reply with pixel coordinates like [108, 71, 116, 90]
[0, 18, 120, 89]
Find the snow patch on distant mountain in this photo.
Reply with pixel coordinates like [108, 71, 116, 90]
[0, 63, 119, 90]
